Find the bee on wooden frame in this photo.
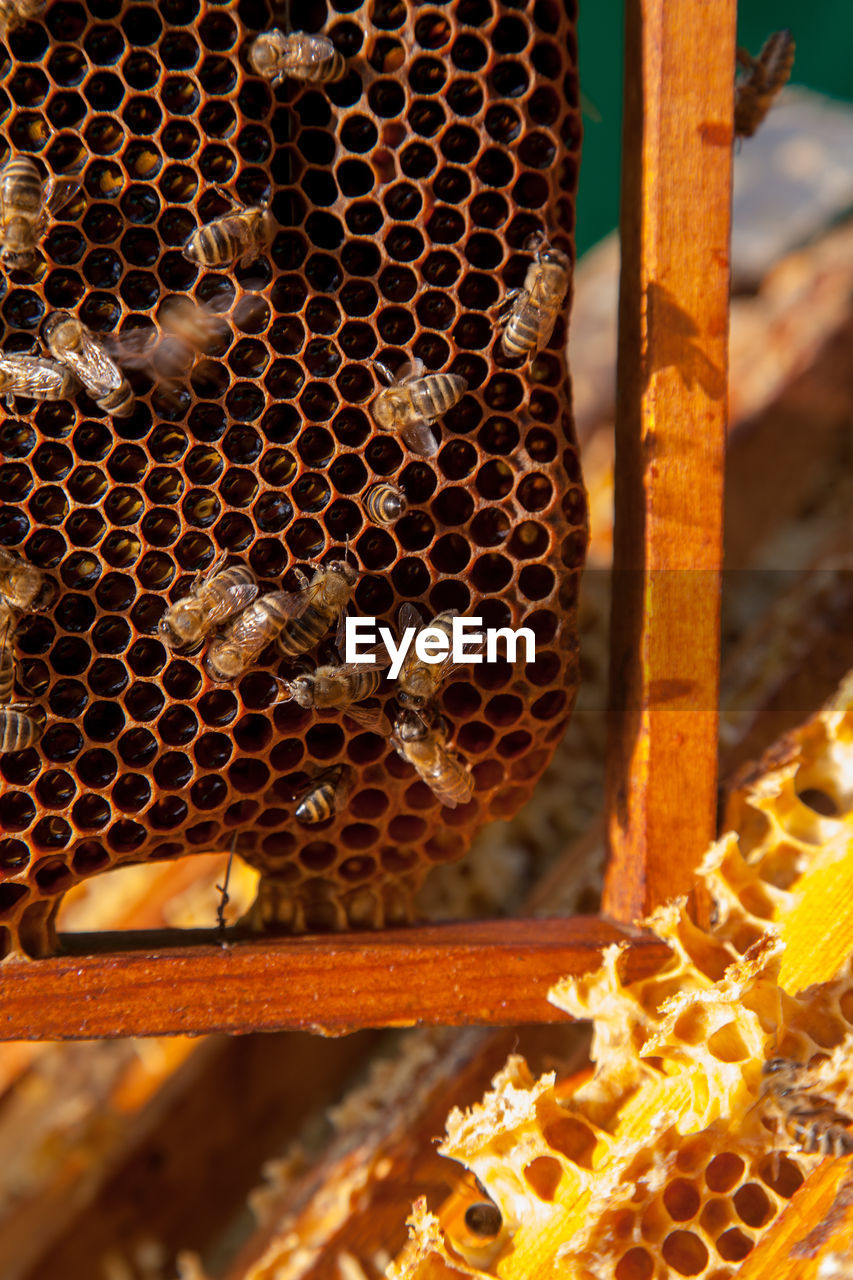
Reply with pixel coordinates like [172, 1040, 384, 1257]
[43, 311, 135, 419]
[0, 153, 80, 273]
[735, 30, 795, 139]
[761, 1057, 853, 1157]
[496, 233, 571, 361]
[370, 358, 467, 457]
[159, 554, 258, 653]
[295, 764, 351, 825]
[249, 30, 347, 86]
[391, 709, 474, 810]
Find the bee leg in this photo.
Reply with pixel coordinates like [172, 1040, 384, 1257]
[211, 185, 245, 211]
[492, 288, 523, 319]
[291, 568, 311, 591]
[193, 547, 228, 591]
[269, 673, 298, 701]
[238, 247, 263, 270]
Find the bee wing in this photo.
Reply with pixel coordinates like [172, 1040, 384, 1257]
[74, 329, 124, 393]
[397, 357, 425, 383]
[332, 644, 392, 676]
[47, 178, 82, 218]
[275, 588, 315, 621]
[396, 604, 425, 684]
[400, 419, 440, 457]
[344, 702, 385, 732]
[108, 326, 159, 372]
[434, 769, 474, 810]
[300, 33, 336, 67]
[525, 270, 563, 348]
[206, 581, 259, 631]
[397, 602, 425, 633]
[334, 602, 351, 653]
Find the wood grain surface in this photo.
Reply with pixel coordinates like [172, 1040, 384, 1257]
[0, 919, 670, 1040]
[604, 0, 736, 920]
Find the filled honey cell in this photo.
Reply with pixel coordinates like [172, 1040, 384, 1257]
[0, 0, 585, 950]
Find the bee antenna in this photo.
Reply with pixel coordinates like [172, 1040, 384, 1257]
[269, 674, 295, 702]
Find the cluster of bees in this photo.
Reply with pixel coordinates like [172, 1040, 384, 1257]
[159, 557, 478, 822]
[0, 4, 794, 835]
[0, 13, 576, 834]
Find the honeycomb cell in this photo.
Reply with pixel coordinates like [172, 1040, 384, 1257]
[0, 0, 584, 941]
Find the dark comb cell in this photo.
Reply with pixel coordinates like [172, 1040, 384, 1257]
[0, 0, 585, 949]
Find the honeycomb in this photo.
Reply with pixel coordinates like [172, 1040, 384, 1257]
[0, 0, 586, 952]
[388, 671, 853, 1280]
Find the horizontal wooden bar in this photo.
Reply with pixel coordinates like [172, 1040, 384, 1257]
[0, 918, 670, 1040]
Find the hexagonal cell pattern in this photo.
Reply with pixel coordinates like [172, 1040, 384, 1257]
[0, 0, 585, 951]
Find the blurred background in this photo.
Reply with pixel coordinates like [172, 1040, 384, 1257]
[577, 0, 853, 256]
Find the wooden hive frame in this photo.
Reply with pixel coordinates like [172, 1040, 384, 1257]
[0, 0, 734, 1039]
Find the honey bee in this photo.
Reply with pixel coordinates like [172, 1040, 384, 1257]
[249, 30, 347, 86]
[0, 614, 15, 705]
[364, 482, 407, 525]
[43, 311, 134, 418]
[371, 358, 467, 457]
[497, 235, 571, 360]
[280, 646, 390, 731]
[0, 351, 78, 407]
[294, 764, 351, 825]
[395, 604, 483, 711]
[183, 192, 274, 270]
[275, 561, 358, 659]
[0, 0, 46, 37]
[0, 703, 42, 753]
[735, 30, 795, 138]
[391, 709, 474, 809]
[762, 1058, 853, 1157]
[204, 590, 303, 683]
[0, 154, 80, 272]
[0, 546, 48, 612]
[159, 555, 258, 653]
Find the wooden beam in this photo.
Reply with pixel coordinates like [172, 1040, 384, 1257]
[604, 0, 735, 920]
[0, 919, 670, 1040]
[736, 1158, 853, 1280]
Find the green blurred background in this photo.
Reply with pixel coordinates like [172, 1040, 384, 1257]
[575, 1, 853, 258]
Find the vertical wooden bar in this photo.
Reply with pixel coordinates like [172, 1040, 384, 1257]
[604, 0, 735, 921]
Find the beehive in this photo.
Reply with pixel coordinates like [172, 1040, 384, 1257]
[0, 0, 586, 953]
[389, 672, 853, 1280]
